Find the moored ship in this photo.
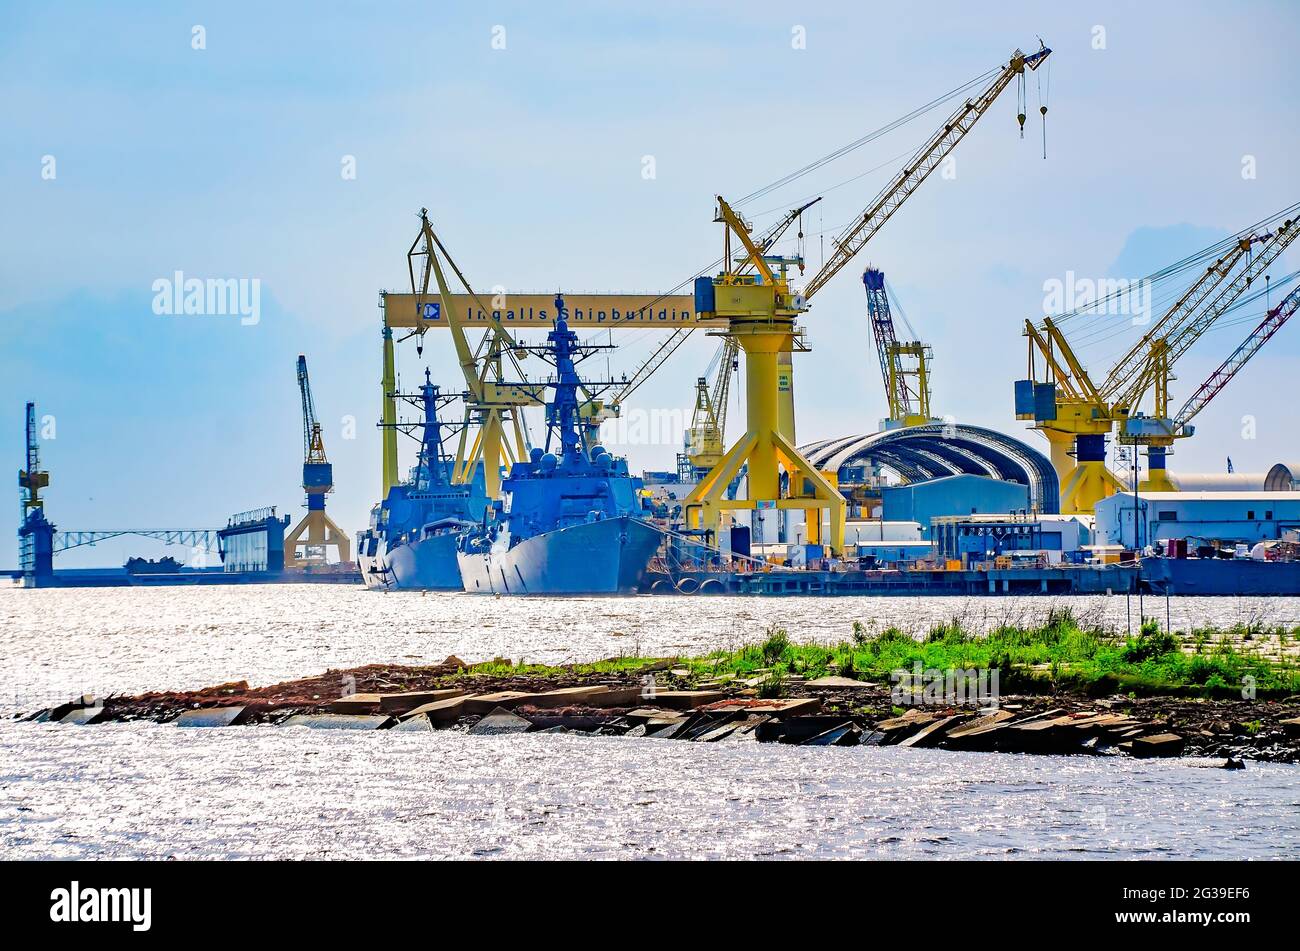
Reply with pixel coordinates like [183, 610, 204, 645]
[357, 371, 481, 590]
[457, 296, 662, 595]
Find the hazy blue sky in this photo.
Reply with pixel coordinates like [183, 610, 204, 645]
[3, 1, 1297, 567]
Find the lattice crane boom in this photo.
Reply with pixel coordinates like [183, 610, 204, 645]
[802, 44, 1050, 300]
[1173, 286, 1300, 429]
[1102, 218, 1298, 411]
[297, 355, 327, 466]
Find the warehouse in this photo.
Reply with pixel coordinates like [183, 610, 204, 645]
[881, 473, 1029, 533]
[931, 513, 1093, 565]
[1093, 491, 1300, 549]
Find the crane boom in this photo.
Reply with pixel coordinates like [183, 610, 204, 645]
[297, 355, 326, 465]
[802, 45, 1050, 300]
[864, 268, 906, 414]
[1111, 217, 1298, 413]
[1099, 243, 1249, 403]
[1173, 286, 1300, 428]
[864, 268, 934, 426]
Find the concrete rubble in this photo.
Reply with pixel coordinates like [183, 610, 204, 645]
[19, 656, 1300, 764]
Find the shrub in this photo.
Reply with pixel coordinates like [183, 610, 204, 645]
[760, 627, 791, 664]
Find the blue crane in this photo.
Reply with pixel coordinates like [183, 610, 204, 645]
[284, 355, 350, 567]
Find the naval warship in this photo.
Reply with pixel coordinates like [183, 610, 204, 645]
[457, 295, 663, 595]
[357, 371, 481, 590]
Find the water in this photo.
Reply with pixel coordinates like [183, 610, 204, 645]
[2, 586, 1298, 859]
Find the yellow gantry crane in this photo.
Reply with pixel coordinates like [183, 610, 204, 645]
[684, 43, 1052, 552]
[406, 209, 541, 505]
[1018, 211, 1298, 512]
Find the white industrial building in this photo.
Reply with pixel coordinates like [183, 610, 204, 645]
[1093, 491, 1300, 549]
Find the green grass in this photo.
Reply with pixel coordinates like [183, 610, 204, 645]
[442, 612, 1300, 700]
[679, 612, 1300, 699]
[450, 655, 656, 680]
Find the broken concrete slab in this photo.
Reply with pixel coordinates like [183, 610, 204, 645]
[756, 716, 855, 744]
[174, 706, 250, 728]
[522, 685, 614, 709]
[623, 707, 685, 725]
[467, 706, 533, 736]
[57, 706, 109, 725]
[693, 722, 740, 743]
[400, 695, 472, 723]
[282, 714, 394, 730]
[874, 708, 941, 743]
[805, 676, 878, 689]
[326, 693, 383, 714]
[702, 697, 822, 718]
[645, 715, 701, 739]
[717, 715, 770, 742]
[874, 708, 939, 731]
[897, 715, 962, 749]
[524, 714, 611, 732]
[642, 690, 727, 711]
[378, 688, 465, 715]
[462, 691, 535, 715]
[802, 722, 862, 746]
[1131, 733, 1185, 758]
[584, 686, 645, 707]
[390, 714, 435, 732]
[944, 709, 1014, 740]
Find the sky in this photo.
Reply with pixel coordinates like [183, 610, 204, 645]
[2, 1, 1298, 568]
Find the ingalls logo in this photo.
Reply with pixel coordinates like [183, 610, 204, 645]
[50, 881, 151, 932]
[152, 270, 261, 325]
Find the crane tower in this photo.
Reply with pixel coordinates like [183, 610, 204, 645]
[285, 355, 350, 567]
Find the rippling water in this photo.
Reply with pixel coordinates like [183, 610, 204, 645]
[2, 723, 1296, 860]
[3, 586, 1298, 711]
[2, 586, 1298, 860]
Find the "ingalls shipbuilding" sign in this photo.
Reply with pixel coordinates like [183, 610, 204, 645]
[382, 292, 698, 329]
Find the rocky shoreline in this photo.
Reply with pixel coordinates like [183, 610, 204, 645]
[18, 657, 1300, 764]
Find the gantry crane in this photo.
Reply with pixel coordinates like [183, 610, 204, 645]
[1018, 211, 1298, 511]
[863, 267, 935, 428]
[408, 209, 541, 505]
[684, 43, 1052, 552]
[285, 355, 351, 567]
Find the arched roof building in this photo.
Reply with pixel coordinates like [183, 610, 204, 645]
[800, 423, 1060, 514]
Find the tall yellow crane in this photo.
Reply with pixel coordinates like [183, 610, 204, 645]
[1018, 211, 1298, 511]
[685, 43, 1052, 552]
